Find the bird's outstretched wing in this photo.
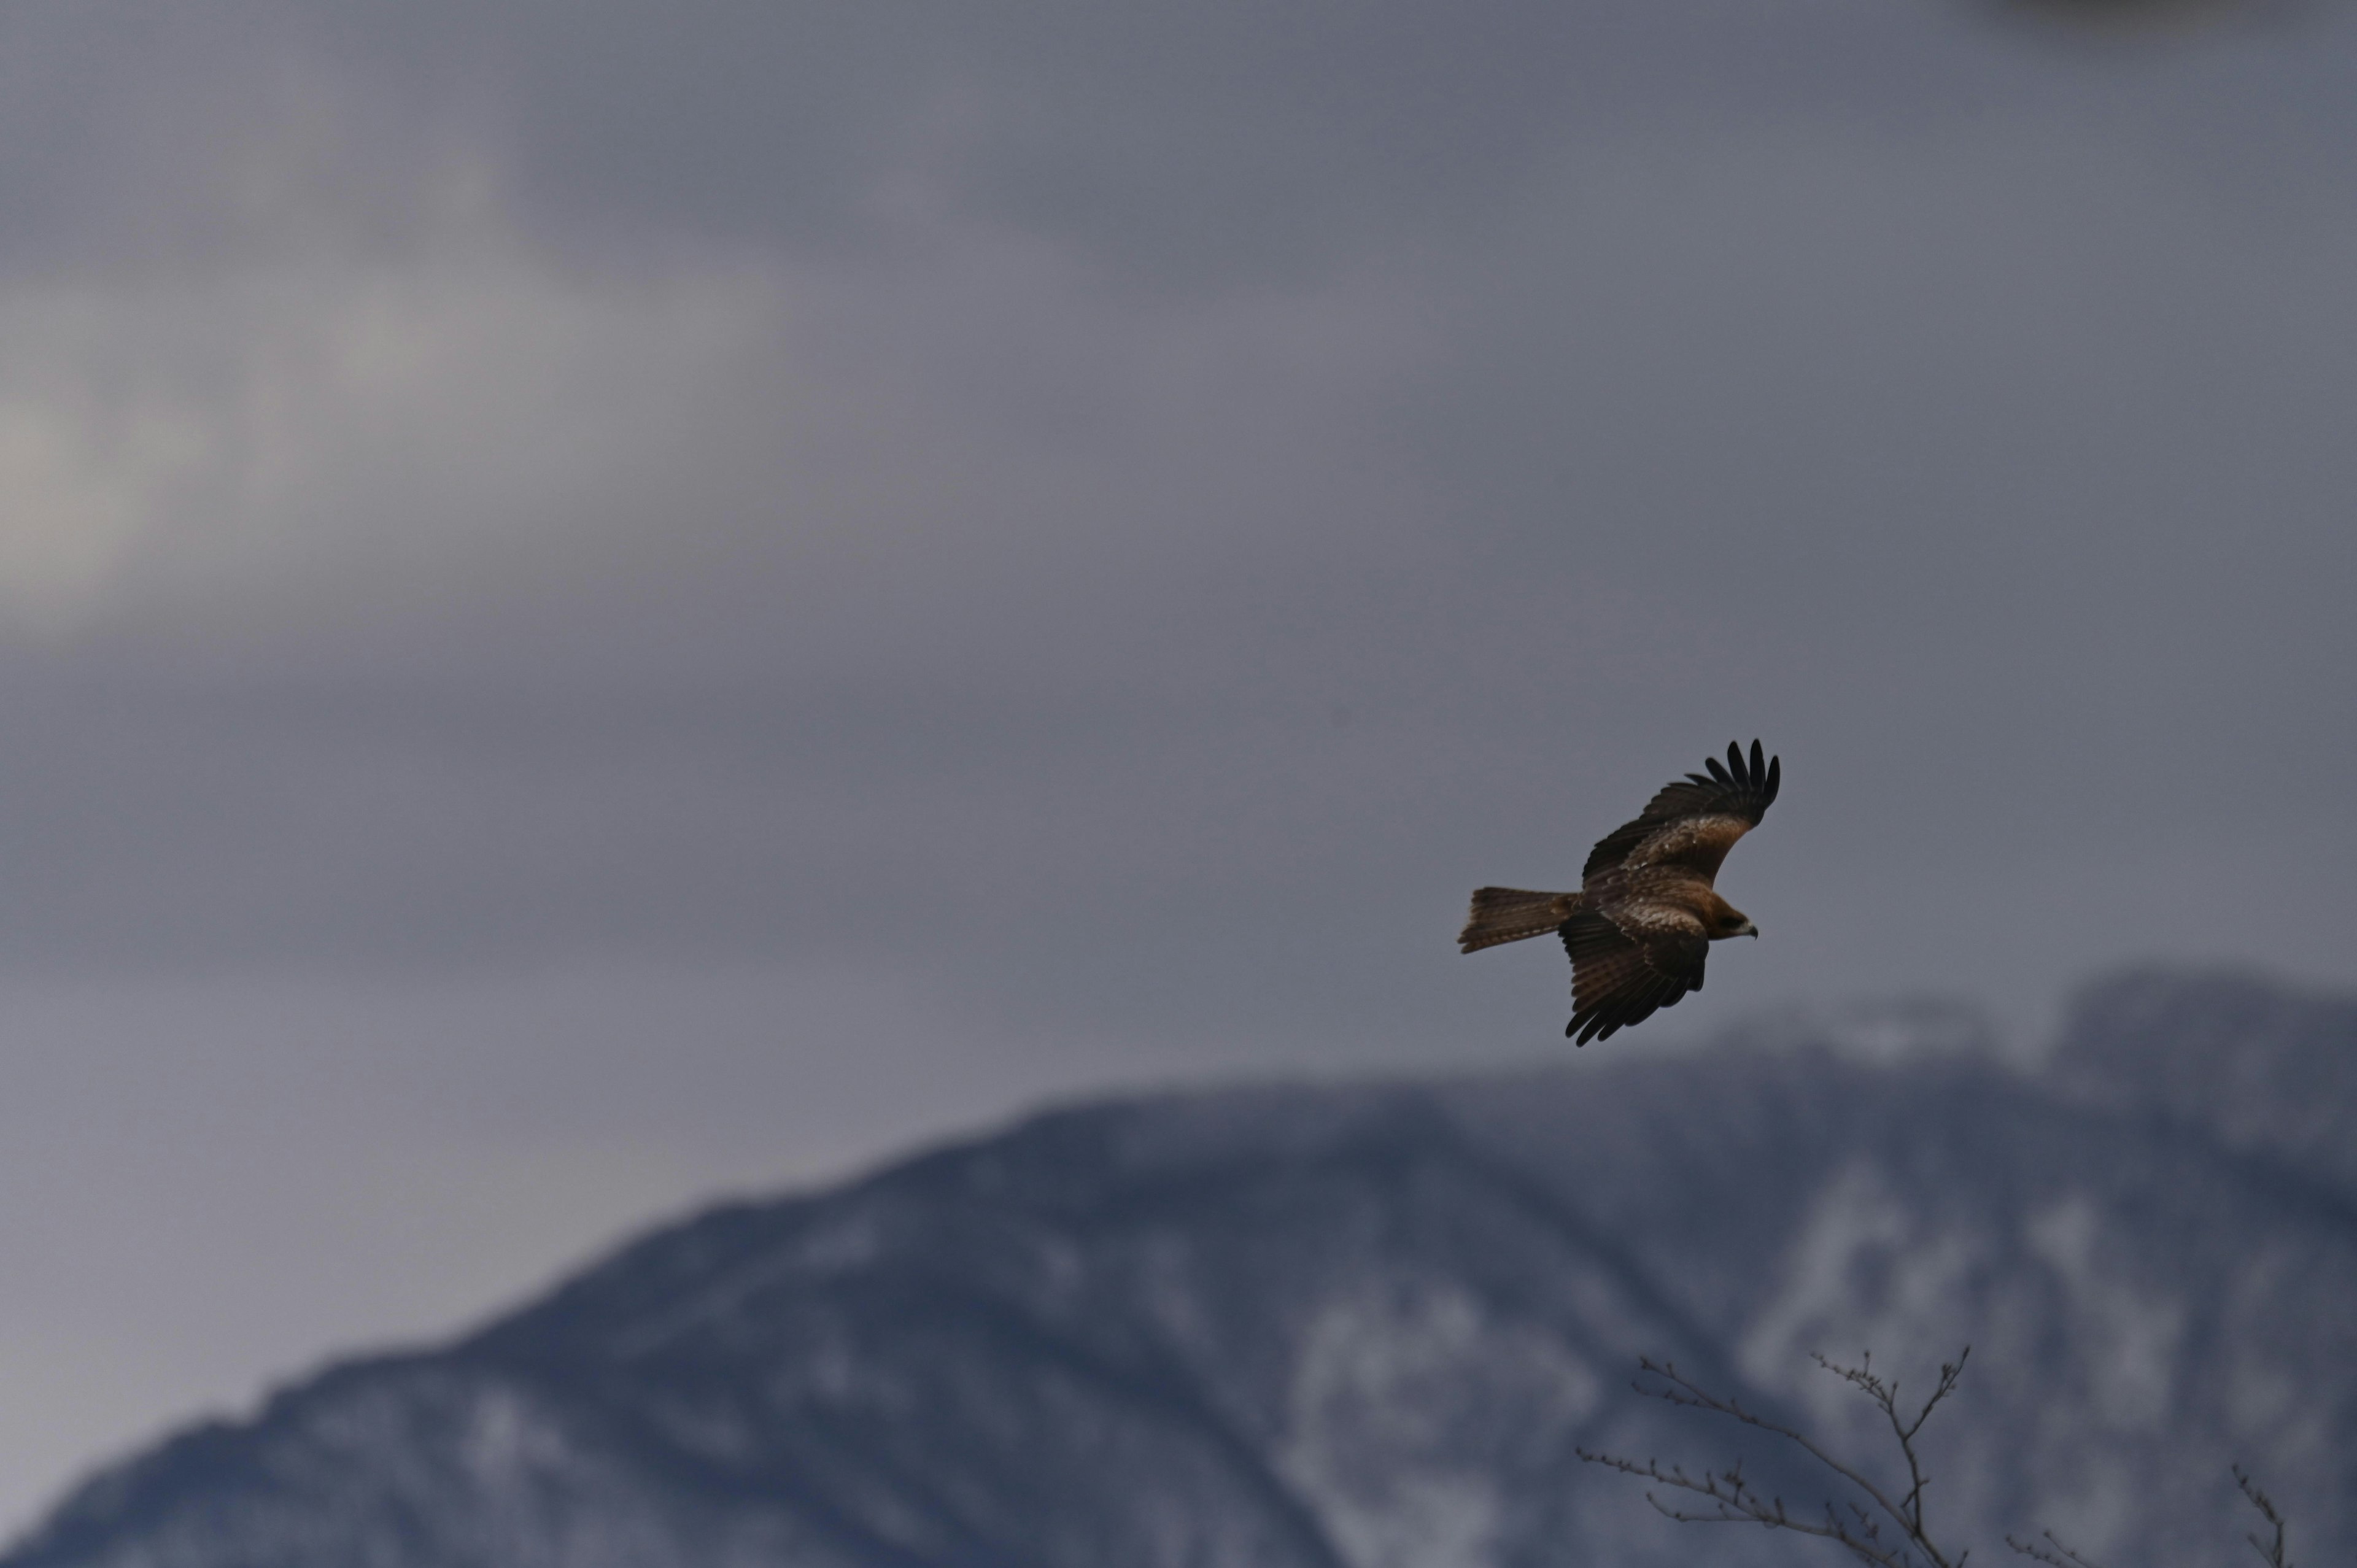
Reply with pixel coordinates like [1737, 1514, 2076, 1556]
[1581, 738, 1780, 887]
[1562, 908, 1708, 1045]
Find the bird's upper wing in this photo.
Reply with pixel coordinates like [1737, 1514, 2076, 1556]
[1581, 739, 1780, 887]
[1562, 906, 1708, 1045]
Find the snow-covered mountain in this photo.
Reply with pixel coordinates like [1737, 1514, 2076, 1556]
[8, 968, 2352, 1568]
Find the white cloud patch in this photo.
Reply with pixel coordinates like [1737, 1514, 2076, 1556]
[0, 369, 208, 627]
[0, 203, 790, 635]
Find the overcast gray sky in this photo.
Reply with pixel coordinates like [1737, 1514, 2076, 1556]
[0, 0, 2350, 1532]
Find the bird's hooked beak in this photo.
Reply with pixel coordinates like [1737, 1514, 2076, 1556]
[1738, 919, 1759, 938]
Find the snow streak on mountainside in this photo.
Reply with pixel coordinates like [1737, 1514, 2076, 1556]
[7, 970, 2353, 1568]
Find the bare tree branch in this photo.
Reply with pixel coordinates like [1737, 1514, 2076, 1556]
[2003, 1527, 2108, 1568]
[1812, 1347, 1971, 1554]
[1576, 1349, 1972, 1568]
[2234, 1465, 2294, 1568]
[1581, 1348, 2297, 1568]
[2003, 1466, 2294, 1568]
[1576, 1447, 1920, 1568]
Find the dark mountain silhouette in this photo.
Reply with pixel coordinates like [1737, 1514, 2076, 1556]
[8, 969, 2351, 1567]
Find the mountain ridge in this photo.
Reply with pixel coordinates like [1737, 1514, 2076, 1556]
[10, 968, 2353, 1567]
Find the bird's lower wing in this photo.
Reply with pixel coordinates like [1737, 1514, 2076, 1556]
[1562, 909, 1707, 1045]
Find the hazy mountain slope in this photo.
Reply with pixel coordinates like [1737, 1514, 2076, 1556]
[8, 970, 2352, 1568]
[2047, 967, 2357, 1203]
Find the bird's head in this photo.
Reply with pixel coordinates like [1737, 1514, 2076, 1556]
[1707, 897, 1759, 940]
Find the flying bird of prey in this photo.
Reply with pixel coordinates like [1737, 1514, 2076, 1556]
[1460, 740, 1780, 1045]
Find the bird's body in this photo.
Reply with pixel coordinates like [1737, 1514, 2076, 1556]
[1460, 740, 1779, 1044]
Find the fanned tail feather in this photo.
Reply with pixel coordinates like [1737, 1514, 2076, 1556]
[1458, 887, 1580, 954]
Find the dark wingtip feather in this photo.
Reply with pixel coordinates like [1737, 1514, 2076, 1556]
[1705, 755, 1732, 785]
[1765, 754, 1781, 803]
[1749, 739, 1765, 781]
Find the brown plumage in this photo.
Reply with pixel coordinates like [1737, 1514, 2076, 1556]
[1459, 740, 1779, 1045]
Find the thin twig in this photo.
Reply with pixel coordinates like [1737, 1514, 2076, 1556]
[2005, 1527, 2107, 1568]
[1584, 1350, 2297, 1568]
[1577, 1350, 1971, 1568]
[1575, 1448, 1918, 1568]
[1814, 1346, 1970, 1549]
[2007, 1465, 2294, 1568]
[2234, 1465, 2294, 1568]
